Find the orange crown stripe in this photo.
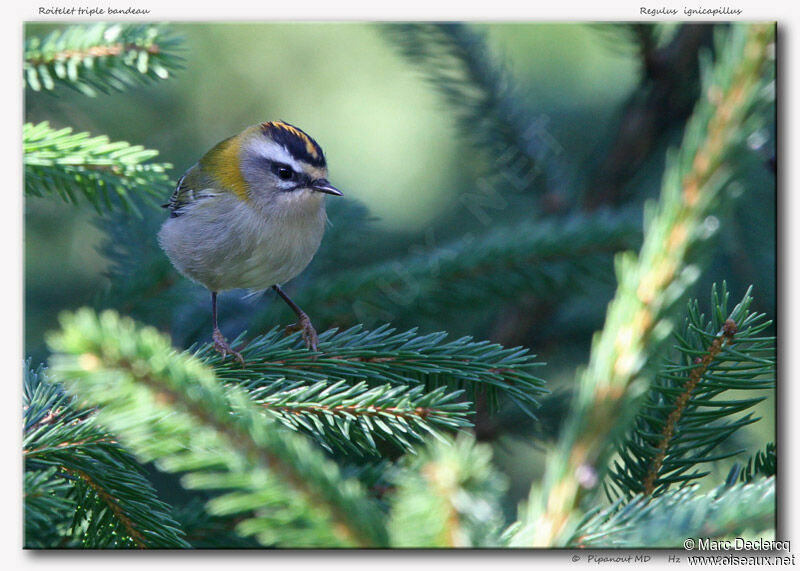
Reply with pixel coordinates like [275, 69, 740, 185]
[263, 121, 320, 159]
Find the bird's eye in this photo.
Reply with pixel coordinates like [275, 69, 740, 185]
[277, 166, 294, 181]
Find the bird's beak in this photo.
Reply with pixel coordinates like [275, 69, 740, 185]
[311, 178, 343, 196]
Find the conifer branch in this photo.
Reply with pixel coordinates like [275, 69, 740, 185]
[24, 23, 182, 96]
[196, 324, 547, 419]
[388, 435, 507, 547]
[263, 211, 640, 327]
[522, 23, 774, 546]
[642, 319, 738, 494]
[23, 362, 189, 548]
[606, 283, 774, 496]
[607, 284, 774, 500]
[24, 468, 74, 548]
[47, 309, 389, 547]
[67, 467, 148, 548]
[729, 442, 776, 484]
[248, 380, 470, 455]
[24, 122, 172, 214]
[383, 23, 564, 204]
[569, 478, 775, 548]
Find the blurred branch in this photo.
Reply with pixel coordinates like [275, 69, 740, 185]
[388, 434, 507, 547]
[24, 468, 74, 548]
[516, 23, 774, 546]
[568, 478, 774, 548]
[383, 23, 566, 209]
[584, 24, 715, 210]
[730, 442, 776, 484]
[272, 211, 640, 329]
[170, 498, 261, 548]
[47, 309, 389, 547]
[93, 199, 192, 331]
[24, 23, 183, 96]
[24, 122, 172, 215]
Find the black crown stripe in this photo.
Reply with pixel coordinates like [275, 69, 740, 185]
[260, 121, 326, 167]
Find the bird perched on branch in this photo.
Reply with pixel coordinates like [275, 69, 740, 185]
[158, 121, 342, 363]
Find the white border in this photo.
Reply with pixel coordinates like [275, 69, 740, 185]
[5, 1, 794, 569]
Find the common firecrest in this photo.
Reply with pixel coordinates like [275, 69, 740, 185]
[157, 121, 342, 363]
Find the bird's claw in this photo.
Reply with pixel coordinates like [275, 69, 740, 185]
[284, 314, 319, 352]
[213, 328, 245, 365]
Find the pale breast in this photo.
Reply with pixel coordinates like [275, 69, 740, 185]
[158, 192, 327, 292]
[234, 207, 326, 290]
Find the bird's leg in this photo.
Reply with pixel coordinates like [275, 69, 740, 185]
[211, 291, 244, 364]
[273, 285, 319, 351]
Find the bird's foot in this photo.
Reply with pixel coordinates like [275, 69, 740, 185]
[284, 313, 319, 352]
[213, 328, 245, 365]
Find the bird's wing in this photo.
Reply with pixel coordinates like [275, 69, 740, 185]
[162, 164, 221, 218]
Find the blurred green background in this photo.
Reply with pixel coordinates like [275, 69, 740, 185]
[24, 22, 775, 510]
[24, 22, 639, 354]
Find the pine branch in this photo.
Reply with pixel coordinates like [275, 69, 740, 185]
[46, 309, 389, 547]
[261, 211, 640, 328]
[170, 498, 262, 548]
[607, 284, 774, 499]
[307, 198, 378, 276]
[383, 23, 563, 204]
[520, 23, 775, 546]
[24, 468, 74, 549]
[23, 361, 189, 548]
[92, 199, 192, 328]
[247, 379, 471, 455]
[569, 478, 775, 548]
[388, 434, 507, 547]
[195, 324, 547, 419]
[340, 458, 394, 499]
[24, 121, 173, 215]
[728, 442, 776, 484]
[24, 23, 182, 96]
[740, 443, 776, 482]
[584, 24, 715, 210]
[623, 23, 661, 71]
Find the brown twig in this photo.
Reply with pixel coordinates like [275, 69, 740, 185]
[584, 25, 715, 210]
[531, 24, 773, 547]
[106, 354, 378, 547]
[66, 467, 148, 548]
[642, 318, 738, 495]
[26, 43, 161, 66]
[23, 435, 118, 457]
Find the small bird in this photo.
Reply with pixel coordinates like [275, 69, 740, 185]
[158, 121, 342, 363]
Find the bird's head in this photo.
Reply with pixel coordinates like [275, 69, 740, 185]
[201, 120, 342, 212]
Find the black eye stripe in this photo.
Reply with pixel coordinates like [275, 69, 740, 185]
[265, 160, 314, 191]
[270, 161, 297, 180]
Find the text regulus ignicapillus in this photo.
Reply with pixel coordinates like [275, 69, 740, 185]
[158, 121, 342, 363]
